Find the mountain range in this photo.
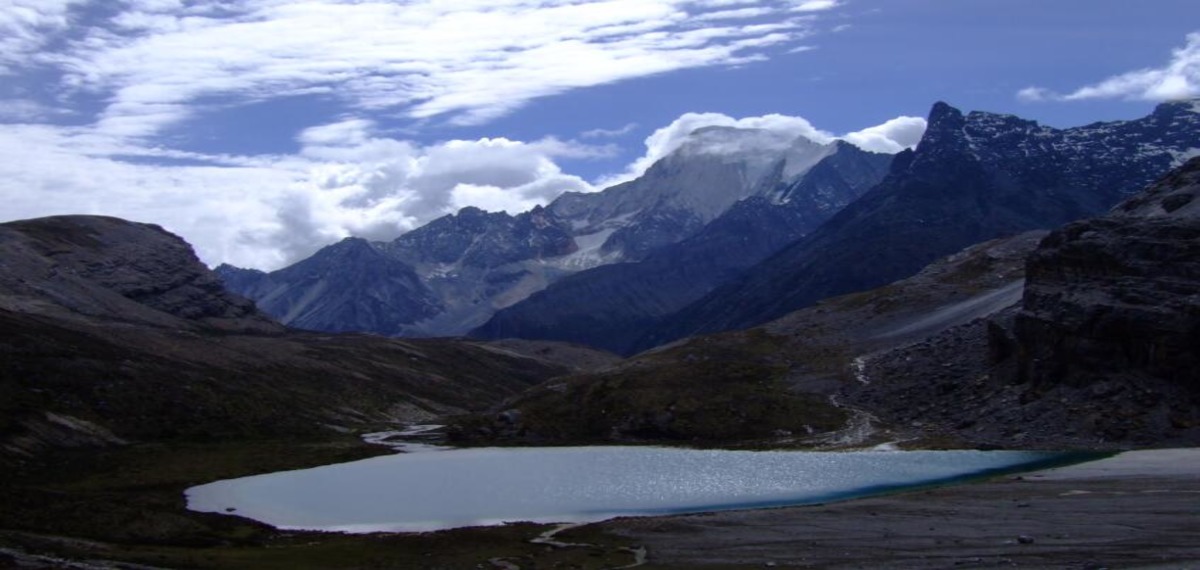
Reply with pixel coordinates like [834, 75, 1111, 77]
[222, 100, 1200, 358]
[219, 131, 893, 341]
[617, 99, 1200, 351]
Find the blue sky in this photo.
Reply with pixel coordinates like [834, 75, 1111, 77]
[0, 0, 1197, 269]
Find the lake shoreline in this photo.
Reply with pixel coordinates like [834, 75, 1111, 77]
[593, 449, 1200, 568]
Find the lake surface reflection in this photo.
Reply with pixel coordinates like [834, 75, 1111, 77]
[187, 447, 1080, 532]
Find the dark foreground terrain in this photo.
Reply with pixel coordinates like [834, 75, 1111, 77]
[603, 449, 1200, 569]
[2, 445, 1197, 569]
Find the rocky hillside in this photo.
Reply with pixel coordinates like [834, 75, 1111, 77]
[450, 230, 1045, 447]
[0, 216, 614, 465]
[1014, 156, 1200, 439]
[850, 159, 1200, 449]
[646, 100, 1200, 350]
[0, 215, 278, 331]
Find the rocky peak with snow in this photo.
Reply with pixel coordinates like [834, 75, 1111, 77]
[386, 205, 576, 271]
[547, 125, 842, 261]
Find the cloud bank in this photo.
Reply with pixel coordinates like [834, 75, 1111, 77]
[11, 0, 840, 141]
[1019, 31, 1200, 103]
[601, 111, 925, 186]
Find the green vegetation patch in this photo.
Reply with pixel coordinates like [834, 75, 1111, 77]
[453, 331, 848, 446]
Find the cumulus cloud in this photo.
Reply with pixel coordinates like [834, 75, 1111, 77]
[1019, 32, 1200, 103]
[842, 116, 928, 153]
[599, 111, 925, 186]
[0, 118, 606, 269]
[245, 132, 604, 264]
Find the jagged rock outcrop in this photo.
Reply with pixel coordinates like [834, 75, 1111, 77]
[647, 100, 1200, 349]
[0, 215, 277, 331]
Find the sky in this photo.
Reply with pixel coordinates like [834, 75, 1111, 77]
[0, 0, 1197, 270]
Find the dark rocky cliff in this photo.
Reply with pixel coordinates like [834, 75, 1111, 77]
[1013, 156, 1200, 436]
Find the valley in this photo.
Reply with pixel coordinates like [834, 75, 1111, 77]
[1, 100, 1198, 568]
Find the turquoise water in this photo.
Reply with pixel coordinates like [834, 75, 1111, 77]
[186, 446, 1085, 533]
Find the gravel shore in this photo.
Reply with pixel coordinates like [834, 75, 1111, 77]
[602, 449, 1200, 569]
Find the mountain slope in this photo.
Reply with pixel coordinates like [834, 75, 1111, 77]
[473, 142, 892, 354]
[0, 215, 605, 465]
[850, 157, 1200, 448]
[451, 230, 1045, 447]
[644, 100, 1200, 348]
[217, 237, 442, 335]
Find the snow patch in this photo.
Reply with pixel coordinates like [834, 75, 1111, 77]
[851, 356, 870, 385]
[1170, 147, 1200, 166]
[549, 227, 621, 270]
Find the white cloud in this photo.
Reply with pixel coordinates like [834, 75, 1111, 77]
[16, 0, 836, 141]
[0, 119, 605, 270]
[253, 133, 602, 263]
[581, 123, 639, 139]
[0, 0, 86, 75]
[0, 98, 72, 121]
[791, 1, 841, 13]
[599, 110, 925, 186]
[1019, 32, 1200, 103]
[842, 116, 927, 153]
